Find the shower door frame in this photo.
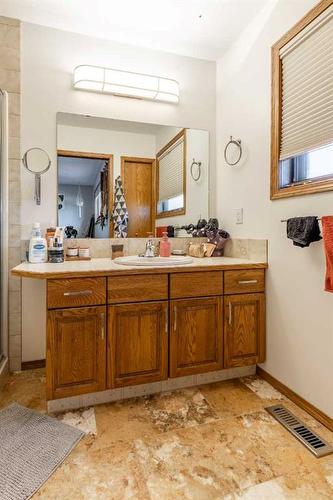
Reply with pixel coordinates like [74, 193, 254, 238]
[0, 88, 9, 369]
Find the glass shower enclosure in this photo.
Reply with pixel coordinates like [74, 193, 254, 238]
[0, 89, 9, 365]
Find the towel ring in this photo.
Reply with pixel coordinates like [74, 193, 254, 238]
[224, 136, 242, 166]
[190, 158, 202, 181]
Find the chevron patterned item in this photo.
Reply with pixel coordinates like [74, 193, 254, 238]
[112, 175, 128, 238]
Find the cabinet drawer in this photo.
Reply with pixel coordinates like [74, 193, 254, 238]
[170, 271, 223, 299]
[47, 277, 106, 309]
[108, 274, 168, 304]
[224, 269, 265, 294]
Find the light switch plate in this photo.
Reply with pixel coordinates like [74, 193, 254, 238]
[235, 208, 243, 224]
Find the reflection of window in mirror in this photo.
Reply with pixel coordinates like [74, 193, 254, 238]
[271, 0, 333, 199]
[156, 129, 186, 218]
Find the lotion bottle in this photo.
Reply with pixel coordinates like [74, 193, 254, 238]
[28, 223, 47, 263]
[159, 232, 171, 257]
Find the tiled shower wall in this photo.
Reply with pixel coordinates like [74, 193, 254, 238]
[0, 16, 21, 371]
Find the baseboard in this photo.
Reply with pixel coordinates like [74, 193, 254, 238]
[0, 357, 9, 389]
[21, 359, 46, 371]
[256, 366, 333, 432]
[48, 365, 256, 413]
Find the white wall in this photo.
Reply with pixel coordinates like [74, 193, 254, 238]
[57, 123, 156, 181]
[21, 22, 216, 361]
[21, 23, 216, 240]
[58, 184, 94, 238]
[216, 0, 333, 418]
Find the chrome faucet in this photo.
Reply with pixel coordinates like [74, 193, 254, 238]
[144, 237, 155, 258]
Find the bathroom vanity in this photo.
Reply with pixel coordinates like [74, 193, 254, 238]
[12, 256, 267, 408]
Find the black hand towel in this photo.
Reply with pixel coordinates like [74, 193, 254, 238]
[287, 216, 322, 247]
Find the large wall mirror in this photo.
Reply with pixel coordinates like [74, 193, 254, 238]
[56, 113, 209, 238]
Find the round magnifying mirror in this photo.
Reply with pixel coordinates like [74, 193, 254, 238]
[224, 138, 242, 166]
[22, 147, 51, 174]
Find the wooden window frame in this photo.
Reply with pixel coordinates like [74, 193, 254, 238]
[57, 149, 114, 236]
[156, 128, 186, 219]
[271, 0, 333, 200]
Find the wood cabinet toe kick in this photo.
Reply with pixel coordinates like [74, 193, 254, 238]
[45, 266, 266, 400]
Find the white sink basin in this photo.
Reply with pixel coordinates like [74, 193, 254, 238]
[114, 255, 193, 267]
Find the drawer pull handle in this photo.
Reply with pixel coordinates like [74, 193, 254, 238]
[63, 290, 93, 297]
[229, 302, 232, 325]
[238, 280, 258, 285]
[174, 306, 177, 332]
[165, 311, 168, 334]
[100, 313, 105, 340]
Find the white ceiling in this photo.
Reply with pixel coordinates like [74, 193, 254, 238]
[0, 0, 270, 60]
[58, 156, 105, 186]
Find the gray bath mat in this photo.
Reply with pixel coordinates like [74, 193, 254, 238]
[0, 403, 84, 500]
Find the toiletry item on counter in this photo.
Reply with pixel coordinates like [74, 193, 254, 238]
[45, 227, 56, 248]
[188, 242, 206, 258]
[159, 232, 171, 257]
[79, 247, 90, 259]
[66, 247, 79, 257]
[65, 245, 91, 261]
[171, 249, 187, 256]
[188, 242, 216, 258]
[29, 222, 48, 263]
[111, 244, 124, 260]
[48, 237, 64, 263]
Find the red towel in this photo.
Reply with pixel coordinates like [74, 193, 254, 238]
[322, 216, 333, 293]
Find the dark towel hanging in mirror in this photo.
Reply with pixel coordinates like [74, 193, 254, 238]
[286, 216, 322, 247]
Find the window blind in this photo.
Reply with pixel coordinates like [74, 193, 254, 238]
[158, 136, 184, 201]
[279, 5, 333, 161]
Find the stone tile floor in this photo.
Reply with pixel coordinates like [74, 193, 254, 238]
[0, 369, 333, 499]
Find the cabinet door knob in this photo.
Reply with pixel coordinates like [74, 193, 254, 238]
[228, 302, 232, 325]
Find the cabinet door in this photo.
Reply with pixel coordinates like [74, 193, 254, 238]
[108, 301, 168, 388]
[170, 296, 223, 378]
[47, 306, 106, 400]
[224, 293, 265, 368]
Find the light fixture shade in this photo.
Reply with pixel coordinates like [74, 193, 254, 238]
[73, 65, 179, 104]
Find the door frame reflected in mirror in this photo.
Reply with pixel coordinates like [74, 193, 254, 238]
[57, 149, 114, 237]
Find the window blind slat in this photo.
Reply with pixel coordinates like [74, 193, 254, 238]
[282, 118, 333, 147]
[282, 78, 332, 108]
[283, 53, 333, 94]
[158, 137, 184, 201]
[279, 6, 333, 160]
[282, 100, 333, 129]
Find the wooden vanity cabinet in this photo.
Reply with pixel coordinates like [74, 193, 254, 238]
[45, 266, 266, 400]
[46, 306, 106, 400]
[169, 296, 223, 377]
[107, 301, 168, 388]
[224, 293, 265, 368]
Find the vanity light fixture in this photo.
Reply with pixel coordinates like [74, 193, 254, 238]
[73, 65, 179, 104]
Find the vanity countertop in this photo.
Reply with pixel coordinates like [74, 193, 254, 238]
[11, 256, 268, 279]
